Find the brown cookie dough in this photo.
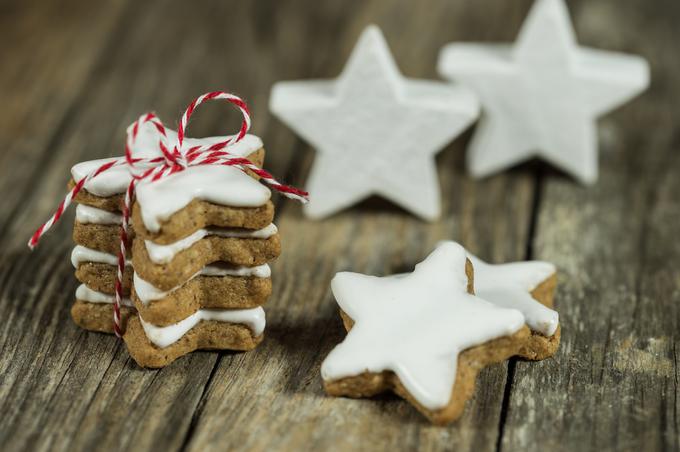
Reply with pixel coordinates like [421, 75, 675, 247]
[71, 299, 136, 334]
[131, 199, 275, 245]
[131, 274, 271, 326]
[132, 234, 281, 290]
[72, 221, 133, 256]
[324, 319, 531, 425]
[74, 262, 133, 295]
[124, 316, 263, 368]
[517, 273, 561, 360]
[69, 148, 266, 212]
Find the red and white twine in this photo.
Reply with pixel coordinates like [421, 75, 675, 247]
[29, 91, 308, 338]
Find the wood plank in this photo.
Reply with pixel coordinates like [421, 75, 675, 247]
[0, 1, 133, 449]
[0, 0, 129, 249]
[184, 1, 538, 451]
[0, 0, 541, 450]
[499, 0, 680, 450]
[14, 0, 679, 450]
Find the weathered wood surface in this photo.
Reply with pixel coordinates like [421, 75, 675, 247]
[0, 0, 675, 451]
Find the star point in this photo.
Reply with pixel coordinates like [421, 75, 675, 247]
[469, 254, 559, 336]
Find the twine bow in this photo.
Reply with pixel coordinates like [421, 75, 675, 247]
[29, 91, 308, 337]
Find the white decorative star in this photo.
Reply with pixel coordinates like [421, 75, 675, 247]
[468, 254, 559, 336]
[320, 242, 524, 410]
[270, 25, 479, 220]
[437, 0, 649, 184]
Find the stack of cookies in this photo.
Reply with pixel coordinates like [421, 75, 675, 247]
[68, 123, 278, 368]
[123, 156, 280, 367]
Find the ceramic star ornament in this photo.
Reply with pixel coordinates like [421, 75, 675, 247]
[320, 241, 529, 425]
[270, 25, 479, 220]
[437, 0, 650, 184]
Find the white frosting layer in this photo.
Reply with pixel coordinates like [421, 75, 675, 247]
[136, 165, 272, 233]
[75, 284, 134, 307]
[75, 204, 123, 225]
[469, 254, 559, 336]
[320, 242, 525, 410]
[71, 245, 131, 268]
[139, 307, 266, 348]
[70, 121, 263, 197]
[133, 263, 271, 305]
[144, 223, 278, 264]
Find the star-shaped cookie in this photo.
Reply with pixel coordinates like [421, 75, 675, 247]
[321, 242, 529, 424]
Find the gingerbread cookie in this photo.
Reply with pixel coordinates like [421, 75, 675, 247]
[71, 245, 132, 294]
[321, 241, 529, 425]
[121, 152, 280, 367]
[72, 217, 133, 257]
[132, 228, 280, 290]
[72, 285, 135, 334]
[69, 124, 265, 212]
[131, 263, 271, 325]
[130, 199, 274, 244]
[124, 309, 265, 368]
[467, 254, 560, 360]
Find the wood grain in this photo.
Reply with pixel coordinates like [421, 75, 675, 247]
[0, 0, 675, 451]
[499, 1, 680, 450]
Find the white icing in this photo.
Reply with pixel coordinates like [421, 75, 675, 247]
[75, 284, 134, 307]
[144, 223, 278, 264]
[139, 307, 266, 348]
[75, 204, 123, 225]
[71, 245, 131, 268]
[136, 165, 271, 233]
[71, 157, 139, 198]
[468, 254, 559, 336]
[70, 121, 263, 197]
[133, 263, 271, 305]
[199, 262, 271, 278]
[320, 241, 525, 411]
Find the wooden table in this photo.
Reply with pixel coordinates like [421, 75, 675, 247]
[1, 1, 677, 450]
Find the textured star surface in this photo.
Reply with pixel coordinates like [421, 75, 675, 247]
[438, 0, 649, 184]
[271, 25, 479, 220]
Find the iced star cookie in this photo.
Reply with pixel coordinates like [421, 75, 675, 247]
[124, 307, 265, 368]
[69, 123, 266, 213]
[122, 153, 281, 367]
[71, 245, 132, 294]
[468, 254, 560, 360]
[72, 286, 136, 334]
[72, 204, 133, 257]
[131, 224, 280, 290]
[321, 241, 530, 425]
[131, 263, 272, 325]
